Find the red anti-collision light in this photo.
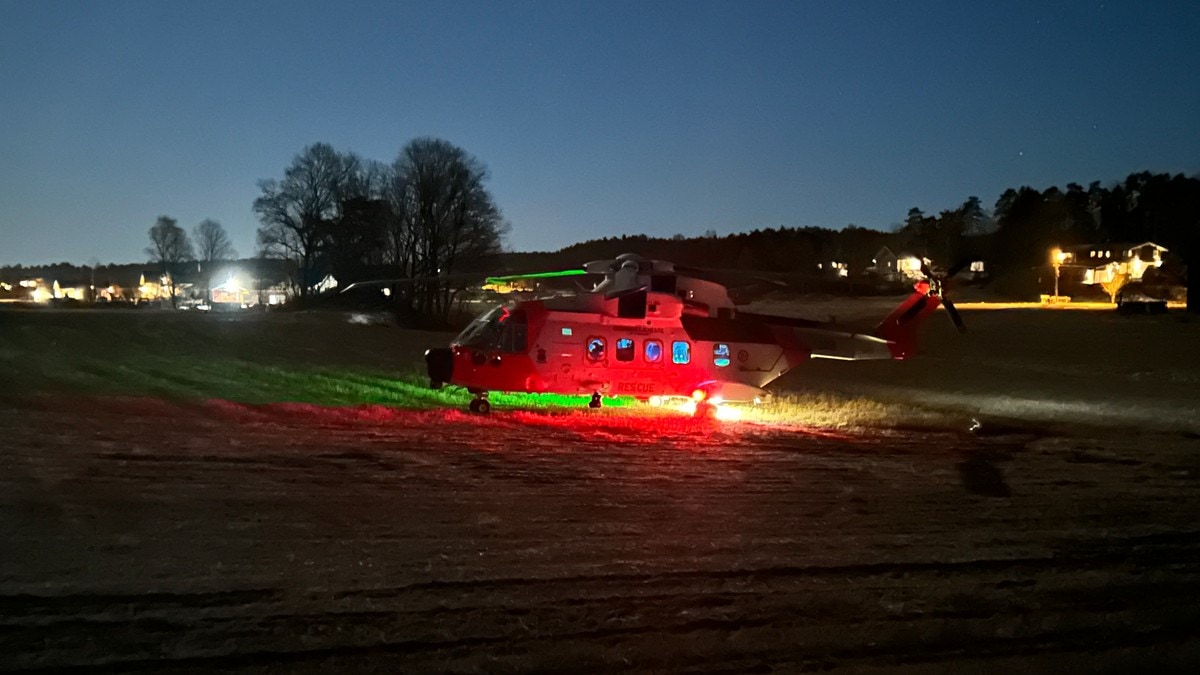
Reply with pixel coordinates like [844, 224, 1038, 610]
[692, 389, 706, 401]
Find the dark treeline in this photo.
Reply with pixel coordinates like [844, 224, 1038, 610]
[497, 171, 1200, 303]
[893, 172, 1198, 298]
[987, 172, 1200, 269]
[4, 167, 1197, 309]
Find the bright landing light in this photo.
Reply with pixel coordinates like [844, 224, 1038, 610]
[672, 399, 742, 421]
[714, 405, 743, 421]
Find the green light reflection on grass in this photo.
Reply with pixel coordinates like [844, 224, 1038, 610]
[34, 354, 638, 411]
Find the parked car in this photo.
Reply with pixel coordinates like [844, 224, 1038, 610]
[1116, 283, 1168, 314]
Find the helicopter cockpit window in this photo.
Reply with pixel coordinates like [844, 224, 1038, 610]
[672, 340, 691, 365]
[713, 343, 731, 367]
[586, 337, 606, 362]
[615, 338, 635, 362]
[454, 306, 524, 351]
[644, 340, 663, 363]
[454, 307, 502, 347]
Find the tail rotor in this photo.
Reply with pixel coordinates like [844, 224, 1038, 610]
[920, 261, 968, 334]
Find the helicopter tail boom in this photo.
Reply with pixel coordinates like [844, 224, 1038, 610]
[872, 281, 942, 360]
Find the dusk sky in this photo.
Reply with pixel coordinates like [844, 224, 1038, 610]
[2, 0, 1198, 266]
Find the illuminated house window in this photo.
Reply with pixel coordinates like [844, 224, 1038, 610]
[671, 341, 691, 365]
[586, 337, 606, 361]
[561, 327, 573, 336]
[616, 338, 634, 362]
[713, 343, 731, 367]
[644, 340, 663, 363]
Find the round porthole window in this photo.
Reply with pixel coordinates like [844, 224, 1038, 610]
[587, 337, 606, 361]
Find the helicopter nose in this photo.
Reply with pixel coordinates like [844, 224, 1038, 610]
[424, 347, 454, 387]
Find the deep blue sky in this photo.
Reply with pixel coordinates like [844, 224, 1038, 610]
[2, 1, 1198, 265]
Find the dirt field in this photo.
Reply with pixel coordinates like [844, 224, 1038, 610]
[4, 307, 1200, 671]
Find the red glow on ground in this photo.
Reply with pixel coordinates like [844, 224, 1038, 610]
[22, 393, 858, 451]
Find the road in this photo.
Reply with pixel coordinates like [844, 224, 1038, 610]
[3, 396, 1200, 672]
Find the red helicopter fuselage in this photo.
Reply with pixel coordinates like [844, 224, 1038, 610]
[424, 277, 942, 413]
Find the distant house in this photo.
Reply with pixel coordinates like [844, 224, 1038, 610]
[867, 246, 900, 280]
[1062, 241, 1166, 285]
[1, 278, 52, 303]
[482, 277, 537, 294]
[93, 283, 131, 302]
[961, 259, 988, 282]
[311, 274, 338, 294]
[137, 272, 168, 303]
[867, 247, 987, 284]
[52, 279, 90, 301]
[817, 260, 849, 278]
[868, 247, 929, 282]
[209, 276, 253, 306]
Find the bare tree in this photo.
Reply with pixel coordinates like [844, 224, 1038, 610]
[145, 215, 194, 308]
[389, 138, 508, 317]
[1100, 269, 1130, 303]
[194, 219, 236, 263]
[254, 143, 360, 297]
[348, 157, 392, 201]
[192, 219, 236, 302]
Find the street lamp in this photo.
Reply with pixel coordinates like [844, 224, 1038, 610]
[1051, 247, 1069, 298]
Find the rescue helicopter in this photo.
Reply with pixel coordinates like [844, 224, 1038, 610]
[409, 253, 965, 418]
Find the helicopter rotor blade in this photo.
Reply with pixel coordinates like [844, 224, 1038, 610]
[912, 259, 967, 333]
[942, 295, 967, 333]
[944, 259, 972, 279]
[604, 284, 649, 300]
[583, 260, 618, 274]
[341, 273, 480, 293]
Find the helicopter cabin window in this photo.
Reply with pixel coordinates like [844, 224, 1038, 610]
[713, 343, 731, 367]
[644, 339, 663, 363]
[671, 341, 691, 365]
[586, 337, 606, 362]
[616, 338, 635, 362]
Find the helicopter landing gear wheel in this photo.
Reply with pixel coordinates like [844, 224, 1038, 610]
[588, 392, 603, 409]
[469, 394, 490, 415]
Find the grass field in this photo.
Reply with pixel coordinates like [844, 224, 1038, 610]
[0, 308, 638, 412]
[2, 302, 1199, 433]
[6, 304, 1200, 671]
